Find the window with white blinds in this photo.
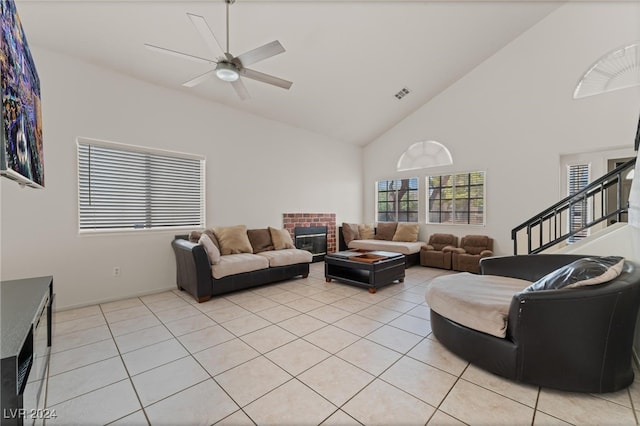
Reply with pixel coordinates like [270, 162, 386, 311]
[567, 163, 590, 243]
[427, 171, 485, 225]
[78, 138, 205, 232]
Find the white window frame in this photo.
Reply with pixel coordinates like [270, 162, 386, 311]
[426, 171, 486, 225]
[77, 137, 205, 233]
[375, 177, 419, 223]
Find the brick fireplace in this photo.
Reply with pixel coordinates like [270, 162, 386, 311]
[282, 213, 336, 256]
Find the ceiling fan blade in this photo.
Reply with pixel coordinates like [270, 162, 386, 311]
[235, 40, 285, 67]
[187, 13, 226, 59]
[240, 68, 293, 90]
[182, 70, 215, 88]
[144, 43, 215, 65]
[231, 79, 250, 101]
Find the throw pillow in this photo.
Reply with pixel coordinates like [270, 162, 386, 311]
[202, 229, 221, 249]
[375, 222, 398, 240]
[524, 256, 624, 292]
[247, 228, 274, 253]
[213, 225, 253, 255]
[358, 223, 375, 240]
[342, 223, 360, 244]
[198, 234, 221, 264]
[269, 227, 295, 250]
[392, 223, 420, 242]
[188, 230, 202, 243]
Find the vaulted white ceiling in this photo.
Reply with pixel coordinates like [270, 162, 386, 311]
[16, 0, 562, 146]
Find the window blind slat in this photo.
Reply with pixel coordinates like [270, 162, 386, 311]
[78, 140, 205, 231]
[567, 164, 590, 243]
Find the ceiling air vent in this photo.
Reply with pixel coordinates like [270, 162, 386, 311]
[394, 87, 411, 100]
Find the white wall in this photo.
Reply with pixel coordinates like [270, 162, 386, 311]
[363, 2, 640, 256]
[0, 47, 362, 309]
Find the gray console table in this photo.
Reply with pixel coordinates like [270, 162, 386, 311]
[1, 276, 53, 426]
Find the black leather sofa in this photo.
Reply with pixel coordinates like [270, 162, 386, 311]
[430, 254, 640, 393]
[172, 236, 309, 302]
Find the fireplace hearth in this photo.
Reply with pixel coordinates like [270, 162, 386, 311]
[294, 226, 327, 262]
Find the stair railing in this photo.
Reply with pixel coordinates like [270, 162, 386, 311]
[512, 158, 636, 254]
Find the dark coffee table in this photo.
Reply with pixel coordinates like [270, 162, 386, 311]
[324, 250, 405, 293]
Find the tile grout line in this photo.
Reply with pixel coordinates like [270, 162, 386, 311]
[108, 289, 246, 421]
[45, 266, 632, 425]
[530, 386, 542, 426]
[628, 387, 640, 425]
[47, 268, 372, 424]
[99, 299, 153, 426]
[341, 334, 441, 413]
[424, 361, 471, 425]
[195, 272, 391, 424]
[45, 298, 153, 424]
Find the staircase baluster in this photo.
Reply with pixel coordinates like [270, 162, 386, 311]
[511, 158, 635, 254]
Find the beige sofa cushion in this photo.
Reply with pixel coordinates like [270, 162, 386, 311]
[189, 229, 220, 249]
[348, 239, 425, 255]
[269, 227, 295, 250]
[426, 273, 532, 338]
[198, 233, 221, 265]
[392, 223, 420, 242]
[257, 249, 312, 267]
[203, 229, 220, 249]
[214, 225, 253, 255]
[211, 253, 269, 279]
[358, 223, 375, 240]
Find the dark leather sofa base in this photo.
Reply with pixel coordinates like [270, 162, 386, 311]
[172, 237, 309, 302]
[429, 254, 640, 394]
[404, 252, 420, 268]
[181, 263, 310, 302]
[431, 310, 518, 379]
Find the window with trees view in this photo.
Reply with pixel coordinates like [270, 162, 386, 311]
[427, 171, 485, 225]
[376, 178, 419, 222]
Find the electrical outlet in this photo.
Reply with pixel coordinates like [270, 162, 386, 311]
[113, 267, 121, 277]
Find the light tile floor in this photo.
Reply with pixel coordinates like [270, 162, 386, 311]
[45, 263, 640, 425]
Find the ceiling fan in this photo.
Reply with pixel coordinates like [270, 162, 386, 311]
[144, 0, 292, 100]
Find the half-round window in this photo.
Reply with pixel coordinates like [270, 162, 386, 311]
[574, 42, 640, 99]
[397, 140, 453, 172]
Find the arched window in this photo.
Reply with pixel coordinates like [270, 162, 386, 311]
[396, 141, 453, 172]
[574, 42, 640, 99]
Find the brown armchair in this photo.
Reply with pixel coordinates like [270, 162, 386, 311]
[451, 235, 493, 273]
[420, 234, 458, 269]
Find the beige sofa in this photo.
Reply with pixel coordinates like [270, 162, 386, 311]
[172, 226, 312, 302]
[339, 222, 426, 266]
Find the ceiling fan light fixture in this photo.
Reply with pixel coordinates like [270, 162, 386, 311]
[215, 62, 239, 82]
